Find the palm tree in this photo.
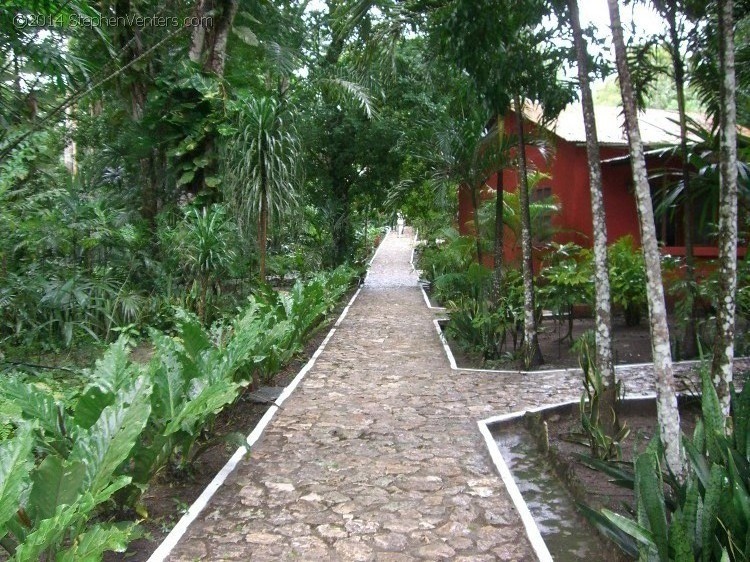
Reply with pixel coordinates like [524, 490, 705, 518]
[226, 97, 302, 282]
[429, 113, 513, 266]
[567, 0, 617, 425]
[607, 0, 686, 480]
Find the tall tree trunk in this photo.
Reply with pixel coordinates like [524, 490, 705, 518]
[116, 0, 157, 231]
[189, 0, 239, 75]
[569, 0, 616, 420]
[188, 0, 238, 198]
[514, 96, 543, 369]
[259, 188, 268, 283]
[665, 4, 698, 359]
[711, 0, 738, 417]
[471, 183, 484, 264]
[492, 166, 505, 306]
[607, 0, 685, 479]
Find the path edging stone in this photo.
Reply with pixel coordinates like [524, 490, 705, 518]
[147, 235, 388, 562]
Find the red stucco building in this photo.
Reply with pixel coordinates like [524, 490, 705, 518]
[457, 103, 744, 264]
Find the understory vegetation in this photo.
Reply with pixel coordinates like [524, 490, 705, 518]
[419, 231, 750, 366]
[2, 0, 750, 559]
[0, 267, 356, 559]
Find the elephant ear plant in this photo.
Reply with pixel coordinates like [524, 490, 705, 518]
[0, 341, 152, 560]
[0, 266, 359, 559]
[579, 367, 750, 561]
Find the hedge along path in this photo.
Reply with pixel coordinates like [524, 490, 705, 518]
[161, 227, 686, 561]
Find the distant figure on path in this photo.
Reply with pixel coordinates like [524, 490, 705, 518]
[397, 212, 405, 237]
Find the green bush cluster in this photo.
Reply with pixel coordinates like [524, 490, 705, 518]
[420, 233, 652, 364]
[0, 266, 356, 560]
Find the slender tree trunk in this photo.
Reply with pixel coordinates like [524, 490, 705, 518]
[188, 0, 238, 199]
[711, 0, 738, 417]
[189, 0, 239, 75]
[569, 0, 617, 421]
[514, 96, 543, 369]
[665, 5, 698, 359]
[492, 167, 505, 305]
[471, 184, 484, 264]
[607, 0, 685, 479]
[116, 0, 157, 231]
[259, 189, 268, 283]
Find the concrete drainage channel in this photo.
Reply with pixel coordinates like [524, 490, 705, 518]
[478, 394, 660, 562]
[147, 236, 388, 562]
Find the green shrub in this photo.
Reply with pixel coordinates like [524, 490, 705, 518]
[539, 243, 594, 343]
[0, 266, 358, 559]
[608, 236, 647, 326]
[444, 267, 524, 363]
[417, 228, 475, 284]
[0, 344, 150, 560]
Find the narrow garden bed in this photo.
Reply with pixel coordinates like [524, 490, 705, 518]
[106, 284, 360, 561]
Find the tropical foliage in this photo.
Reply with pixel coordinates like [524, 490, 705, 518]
[0, 267, 357, 558]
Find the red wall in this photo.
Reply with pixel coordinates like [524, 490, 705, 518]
[457, 111, 643, 265]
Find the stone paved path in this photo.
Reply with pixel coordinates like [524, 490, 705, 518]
[167, 228, 746, 561]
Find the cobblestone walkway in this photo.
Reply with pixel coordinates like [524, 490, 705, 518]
[166, 229, 744, 561]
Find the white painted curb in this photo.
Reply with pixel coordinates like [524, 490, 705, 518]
[420, 283, 447, 312]
[148, 234, 387, 562]
[433, 318, 749, 377]
[477, 393, 660, 562]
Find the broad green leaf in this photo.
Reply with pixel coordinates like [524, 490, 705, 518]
[701, 367, 726, 461]
[602, 509, 657, 548]
[13, 500, 85, 561]
[176, 169, 195, 186]
[0, 425, 34, 530]
[57, 522, 136, 562]
[75, 338, 136, 428]
[702, 464, 725, 562]
[69, 376, 152, 495]
[576, 502, 639, 558]
[130, 434, 174, 486]
[204, 176, 221, 188]
[669, 510, 696, 562]
[174, 310, 211, 361]
[28, 456, 85, 521]
[86, 338, 132, 395]
[0, 380, 64, 439]
[683, 476, 701, 547]
[148, 334, 187, 422]
[164, 379, 240, 436]
[74, 386, 113, 431]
